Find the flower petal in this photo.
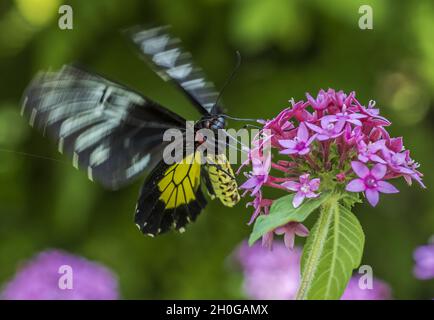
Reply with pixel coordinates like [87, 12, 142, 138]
[305, 192, 320, 198]
[261, 232, 274, 249]
[278, 139, 296, 149]
[305, 122, 323, 134]
[351, 161, 370, 178]
[298, 148, 310, 155]
[377, 181, 399, 194]
[317, 134, 330, 141]
[240, 177, 258, 190]
[292, 192, 305, 208]
[299, 173, 310, 184]
[389, 137, 403, 152]
[294, 223, 309, 237]
[393, 152, 407, 165]
[284, 231, 295, 249]
[274, 226, 287, 235]
[280, 148, 298, 155]
[334, 119, 346, 133]
[365, 188, 380, 207]
[281, 181, 300, 191]
[252, 184, 262, 195]
[298, 122, 309, 141]
[350, 113, 367, 119]
[371, 139, 386, 152]
[306, 134, 317, 145]
[413, 175, 426, 189]
[346, 178, 366, 192]
[309, 178, 321, 191]
[320, 115, 336, 127]
[358, 155, 369, 163]
[347, 119, 362, 126]
[371, 163, 387, 179]
[370, 154, 387, 164]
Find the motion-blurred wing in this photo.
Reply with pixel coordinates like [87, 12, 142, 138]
[21, 65, 186, 189]
[129, 26, 222, 115]
[135, 152, 207, 236]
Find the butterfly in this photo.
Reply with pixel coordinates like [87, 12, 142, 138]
[20, 26, 241, 236]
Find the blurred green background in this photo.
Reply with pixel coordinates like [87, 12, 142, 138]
[0, 0, 433, 299]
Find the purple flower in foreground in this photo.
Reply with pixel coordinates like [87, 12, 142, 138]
[235, 241, 392, 300]
[346, 161, 399, 207]
[1, 250, 119, 300]
[341, 276, 392, 300]
[279, 122, 316, 156]
[282, 173, 320, 208]
[413, 243, 434, 280]
[236, 242, 301, 299]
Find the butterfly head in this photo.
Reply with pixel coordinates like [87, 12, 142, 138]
[197, 115, 226, 131]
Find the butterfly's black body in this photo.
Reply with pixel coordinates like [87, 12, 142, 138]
[21, 26, 240, 236]
[197, 115, 226, 130]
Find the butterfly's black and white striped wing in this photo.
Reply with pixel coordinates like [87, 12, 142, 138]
[21, 65, 186, 190]
[129, 26, 222, 115]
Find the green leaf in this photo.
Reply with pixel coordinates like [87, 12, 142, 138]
[248, 192, 330, 246]
[296, 196, 365, 300]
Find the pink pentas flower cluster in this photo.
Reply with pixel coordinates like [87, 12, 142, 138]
[239, 89, 425, 249]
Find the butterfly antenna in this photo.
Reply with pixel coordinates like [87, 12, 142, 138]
[221, 114, 258, 122]
[242, 123, 262, 129]
[213, 51, 242, 110]
[213, 51, 258, 123]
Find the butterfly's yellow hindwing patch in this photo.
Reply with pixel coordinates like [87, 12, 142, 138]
[157, 152, 202, 209]
[206, 154, 240, 207]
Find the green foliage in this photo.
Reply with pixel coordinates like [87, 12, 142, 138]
[230, 0, 311, 52]
[296, 196, 365, 299]
[249, 192, 330, 246]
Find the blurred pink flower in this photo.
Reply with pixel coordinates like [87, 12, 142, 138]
[236, 242, 301, 299]
[1, 250, 119, 300]
[413, 243, 434, 280]
[341, 276, 392, 300]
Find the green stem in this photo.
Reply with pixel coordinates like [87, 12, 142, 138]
[295, 193, 339, 300]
